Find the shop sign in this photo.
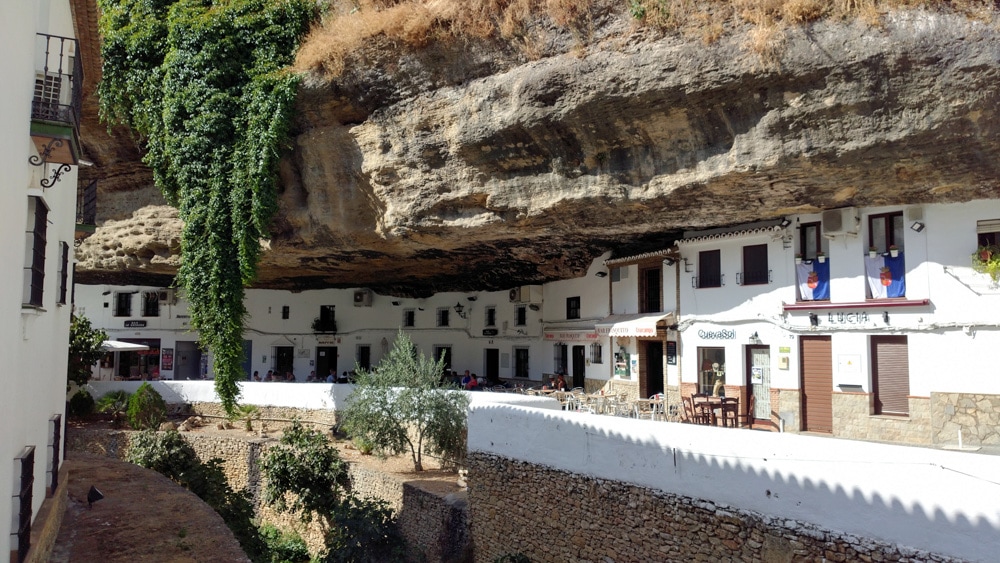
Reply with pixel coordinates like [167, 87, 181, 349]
[666, 341, 677, 365]
[124, 320, 147, 328]
[826, 312, 872, 325]
[543, 330, 598, 342]
[482, 329, 499, 336]
[697, 329, 735, 340]
[161, 348, 174, 370]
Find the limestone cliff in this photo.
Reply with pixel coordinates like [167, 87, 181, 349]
[72, 5, 1000, 295]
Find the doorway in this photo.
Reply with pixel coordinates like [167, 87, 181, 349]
[357, 345, 372, 372]
[316, 346, 338, 381]
[484, 349, 499, 382]
[175, 341, 202, 380]
[800, 335, 833, 433]
[274, 346, 294, 377]
[745, 345, 771, 426]
[643, 341, 664, 397]
[571, 345, 586, 389]
[514, 347, 529, 378]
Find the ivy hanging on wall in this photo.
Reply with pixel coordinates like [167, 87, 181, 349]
[97, 0, 318, 414]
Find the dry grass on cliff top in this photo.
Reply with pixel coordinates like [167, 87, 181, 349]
[295, 0, 996, 78]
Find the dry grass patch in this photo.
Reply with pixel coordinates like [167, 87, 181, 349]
[294, 0, 998, 79]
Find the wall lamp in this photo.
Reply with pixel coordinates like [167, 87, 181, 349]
[883, 311, 890, 324]
[453, 302, 467, 319]
[663, 257, 677, 266]
[595, 271, 608, 278]
[528, 303, 541, 312]
[467, 296, 478, 301]
[683, 259, 693, 273]
[748, 331, 761, 344]
[809, 313, 819, 327]
[910, 221, 925, 232]
[391, 301, 400, 306]
[778, 218, 792, 229]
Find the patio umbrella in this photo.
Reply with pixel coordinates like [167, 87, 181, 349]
[100, 340, 150, 352]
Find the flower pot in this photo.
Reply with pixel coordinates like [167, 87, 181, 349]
[869, 251, 877, 259]
[795, 257, 802, 264]
[889, 249, 899, 258]
[817, 255, 826, 263]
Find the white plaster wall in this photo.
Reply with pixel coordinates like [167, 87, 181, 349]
[0, 0, 78, 557]
[609, 263, 639, 315]
[468, 404, 1000, 562]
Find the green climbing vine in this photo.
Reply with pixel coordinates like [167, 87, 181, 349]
[97, 0, 318, 414]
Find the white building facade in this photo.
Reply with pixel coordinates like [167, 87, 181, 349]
[1, 0, 83, 559]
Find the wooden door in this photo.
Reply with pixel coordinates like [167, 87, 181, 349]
[800, 336, 833, 433]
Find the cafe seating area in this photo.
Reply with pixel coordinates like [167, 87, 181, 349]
[681, 393, 752, 428]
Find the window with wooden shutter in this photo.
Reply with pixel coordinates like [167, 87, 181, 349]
[871, 335, 910, 415]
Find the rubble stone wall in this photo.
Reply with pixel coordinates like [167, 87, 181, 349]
[931, 392, 1000, 447]
[833, 393, 932, 445]
[467, 452, 961, 563]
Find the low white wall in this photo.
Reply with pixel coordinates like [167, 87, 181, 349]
[88, 381, 355, 411]
[468, 404, 1000, 562]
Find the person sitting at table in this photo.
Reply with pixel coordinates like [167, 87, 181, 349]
[264, 370, 273, 382]
[461, 371, 472, 388]
[326, 369, 335, 383]
[555, 374, 568, 391]
[252, 371, 260, 382]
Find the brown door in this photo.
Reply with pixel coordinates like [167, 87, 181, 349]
[800, 336, 833, 433]
[872, 336, 909, 415]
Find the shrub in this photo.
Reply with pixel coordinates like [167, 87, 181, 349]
[96, 390, 132, 426]
[68, 389, 95, 417]
[127, 382, 167, 430]
[261, 421, 350, 523]
[322, 495, 406, 563]
[259, 524, 311, 563]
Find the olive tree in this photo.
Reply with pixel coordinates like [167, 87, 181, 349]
[341, 331, 470, 471]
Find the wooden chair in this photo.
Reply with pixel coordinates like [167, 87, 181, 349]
[691, 393, 714, 425]
[720, 397, 739, 428]
[738, 394, 756, 428]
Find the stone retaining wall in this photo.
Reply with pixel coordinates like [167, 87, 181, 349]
[833, 393, 932, 444]
[467, 452, 961, 563]
[65, 426, 468, 562]
[931, 392, 1000, 447]
[187, 402, 339, 431]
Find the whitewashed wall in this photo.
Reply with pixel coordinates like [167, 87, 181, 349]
[0, 0, 79, 557]
[469, 404, 1000, 562]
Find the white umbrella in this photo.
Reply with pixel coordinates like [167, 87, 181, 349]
[100, 340, 150, 352]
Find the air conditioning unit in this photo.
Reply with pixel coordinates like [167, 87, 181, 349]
[822, 208, 859, 236]
[508, 287, 521, 303]
[353, 289, 373, 307]
[158, 289, 176, 304]
[520, 285, 543, 304]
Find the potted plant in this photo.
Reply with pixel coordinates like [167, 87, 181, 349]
[972, 244, 1000, 282]
[817, 252, 826, 263]
[869, 246, 878, 258]
[889, 244, 899, 258]
[795, 253, 802, 264]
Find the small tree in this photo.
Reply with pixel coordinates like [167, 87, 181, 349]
[341, 331, 470, 471]
[127, 382, 167, 430]
[68, 314, 107, 386]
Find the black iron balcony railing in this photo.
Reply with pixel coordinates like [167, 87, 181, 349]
[31, 33, 82, 130]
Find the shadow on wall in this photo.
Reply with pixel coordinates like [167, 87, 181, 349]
[466, 403, 1000, 562]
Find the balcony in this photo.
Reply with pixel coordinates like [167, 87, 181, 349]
[30, 33, 82, 167]
[311, 317, 337, 333]
[76, 179, 97, 241]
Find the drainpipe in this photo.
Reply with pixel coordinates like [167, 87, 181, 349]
[674, 253, 682, 396]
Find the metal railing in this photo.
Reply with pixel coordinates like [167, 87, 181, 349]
[31, 33, 82, 131]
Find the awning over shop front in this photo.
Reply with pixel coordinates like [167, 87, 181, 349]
[101, 340, 150, 352]
[542, 327, 599, 342]
[595, 312, 674, 337]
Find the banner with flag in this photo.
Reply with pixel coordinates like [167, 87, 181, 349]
[796, 259, 830, 300]
[865, 253, 906, 298]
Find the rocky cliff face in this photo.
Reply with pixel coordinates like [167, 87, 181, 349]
[73, 7, 1000, 296]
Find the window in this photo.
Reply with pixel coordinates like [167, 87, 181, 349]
[697, 250, 722, 288]
[697, 347, 726, 395]
[33, 73, 62, 121]
[514, 347, 530, 378]
[485, 306, 496, 327]
[871, 335, 909, 416]
[437, 308, 450, 327]
[433, 346, 452, 371]
[977, 219, 1000, 247]
[403, 309, 415, 327]
[740, 244, 769, 285]
[868, 212, 904, 253]
[281, 305, 290, 320]
[611, 266, 628, 282]
[142, 291, 160, 317]
[566, 296, 581, 320]
[113, 292, 132, 317]
[515, 305, 527, 326]
[554, 344, 567, 375]
[315, 305, 336, 332]
[799, 221, 822, 260]
[57, 242, 69, 305]
[23, 196, 48, 307]
[641, 267, 661, 312]
[48, 414, 61, 496]
[13, 446, 35, 563]
[590, 342, 603, 364]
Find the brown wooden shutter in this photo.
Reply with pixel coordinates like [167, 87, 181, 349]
[872, 336, 909, 415]
[800, 336, 833, 433]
